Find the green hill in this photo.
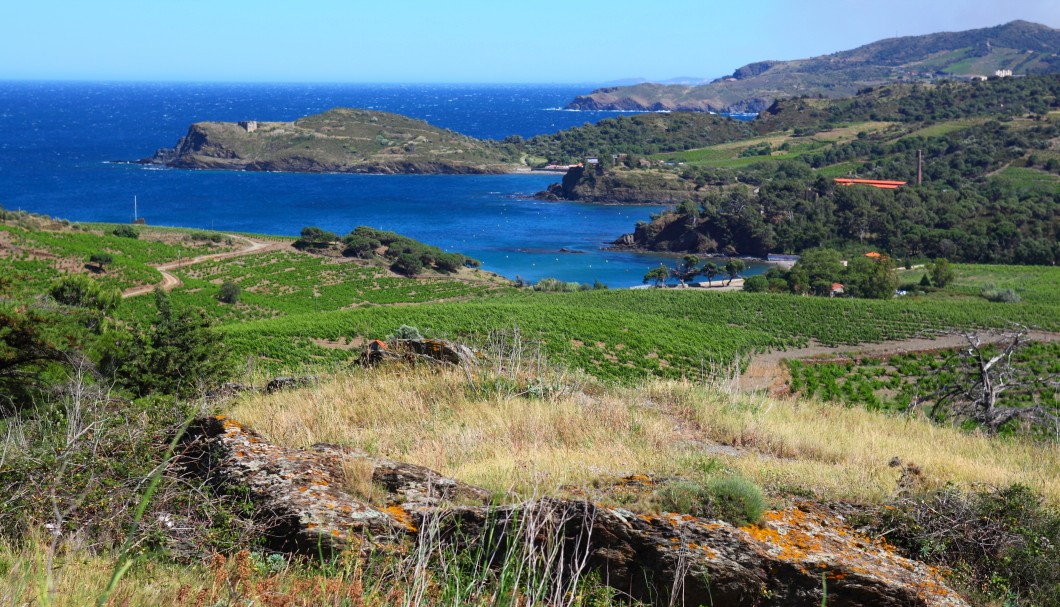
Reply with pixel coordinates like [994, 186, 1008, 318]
[143, 108, 523, 174]
[566, 21, 1060, 113]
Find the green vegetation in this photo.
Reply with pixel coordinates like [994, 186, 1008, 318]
[219, 286, 1060, 380]
[150, 108, 523, 173]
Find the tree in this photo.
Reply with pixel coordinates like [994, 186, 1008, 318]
[391, 253, 424, 276]
[106, 289, 231, 398]
[845, 255, 897, 299]
[702, 262, 719, 287]
[296, 226, 339, 249]
[0, 305, 77, 413]
[217, 280, 240, 304]
[89, 252, 113, 273]
[643, 264, 669, 288]
[928, 326, 1059, 433]
[111, 225, 139, 239]
[930, 257, 955, 288]
[671, 254, 700, 284]
[792, 248, 844, 296]
[724, 259, 745, 285]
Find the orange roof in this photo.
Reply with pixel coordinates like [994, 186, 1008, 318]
[864, 252, 881, 258]
[834, 178, 907, 190]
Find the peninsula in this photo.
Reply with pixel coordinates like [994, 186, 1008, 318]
[141, 108, 523, 174]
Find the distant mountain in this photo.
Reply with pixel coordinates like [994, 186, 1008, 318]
[567, 20, 1060, 113]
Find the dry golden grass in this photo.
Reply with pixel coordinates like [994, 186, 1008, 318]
[226, 368, 1060, 505]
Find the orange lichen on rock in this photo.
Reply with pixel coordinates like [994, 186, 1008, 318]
[381, 505, 417, 532]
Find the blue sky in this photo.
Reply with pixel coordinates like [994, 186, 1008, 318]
[2, 0, 1057, 83]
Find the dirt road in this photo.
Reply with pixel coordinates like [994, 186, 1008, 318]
[122, 236, 287, 298]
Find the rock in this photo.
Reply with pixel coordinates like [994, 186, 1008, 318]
[390, 338, 478, 367]
[264, 375, 318, 393]
[180, 416, 969, 607]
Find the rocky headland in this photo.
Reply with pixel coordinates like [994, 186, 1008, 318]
[141, 108, 522, 174]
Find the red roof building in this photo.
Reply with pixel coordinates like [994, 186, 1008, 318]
[834, 178, 907, 190]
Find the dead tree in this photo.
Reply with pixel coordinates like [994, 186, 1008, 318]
[929, 325, 1060, 433]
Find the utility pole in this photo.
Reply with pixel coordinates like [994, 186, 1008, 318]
[917, 149, 923, 186]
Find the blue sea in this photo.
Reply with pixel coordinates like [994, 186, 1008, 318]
[0, 82, 762, 287]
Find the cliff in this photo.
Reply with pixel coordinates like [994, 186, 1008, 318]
[567, 20, 1060, 112]
[537, 166, 709, 205]
[142, 108, 521, 174]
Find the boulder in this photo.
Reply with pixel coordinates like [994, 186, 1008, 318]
[178, 416, 969, 607]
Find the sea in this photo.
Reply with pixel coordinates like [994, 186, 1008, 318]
[0, 82, 763, 287]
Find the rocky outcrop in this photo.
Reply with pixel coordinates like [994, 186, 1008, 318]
[179, 415, 970, 606]
[537, 166, 707, 205]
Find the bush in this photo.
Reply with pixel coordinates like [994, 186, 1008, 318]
[743, 275, 769, 293]
[111, 225, 139, 239]
[104, 289, 232, 398]
[217, 281, 240, 304]
[981, 286, 1021, 303]
[655, 476, 765, 527]
[873, 485, 1060, 606]
[388, 325, 423, 340]
[704, 476, 766, 527]
[391, 253, 424, 276]
[49, 275, 120, 313]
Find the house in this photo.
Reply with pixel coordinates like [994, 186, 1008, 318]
[831, 283, 845, 297]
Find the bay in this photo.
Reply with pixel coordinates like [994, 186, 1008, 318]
[0, 82, 764, 286]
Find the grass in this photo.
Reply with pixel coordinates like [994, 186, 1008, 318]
[224, 367, 1060, 506]
[902, 263, 1060, 305]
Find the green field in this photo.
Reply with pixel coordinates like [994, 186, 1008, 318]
[0, 223, 236, 293]
[116, 249, 507, 325]
[219, 287, 1060, 379]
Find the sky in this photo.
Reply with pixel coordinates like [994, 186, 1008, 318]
[1, 0, 1057, 83]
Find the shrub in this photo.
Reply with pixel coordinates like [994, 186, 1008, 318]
[391, 253, 424, 276]
[217, 281, 240, 304]
[873, 485, 1060, 606]
[111, 225, 139, 239]
[388, 325, 423, 340]
[981, 286, 1021, 303]
[743, 275, 769, 293]
[49, 275, 120, 313]
[103, 289, 232, 398]
[655, 476, 765, 527]
[704, 476, 766, 527]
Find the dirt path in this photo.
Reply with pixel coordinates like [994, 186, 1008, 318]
[738, 330, 1060, 395]
[122, 236, 288, 298]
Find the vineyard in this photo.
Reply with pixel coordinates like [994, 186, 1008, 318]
[0, 222, 235, 293]
[786, 341, 1060, 430]
[219, 289, 1060, 380]
[115, 249, 508, 326]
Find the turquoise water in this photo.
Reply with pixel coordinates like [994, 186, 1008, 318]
[0, 82, 763, 286]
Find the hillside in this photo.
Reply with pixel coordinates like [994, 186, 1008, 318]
[142, 108, 523, 174]
[566, 21, 1060, 112]
[537, 77, 1060, 263]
